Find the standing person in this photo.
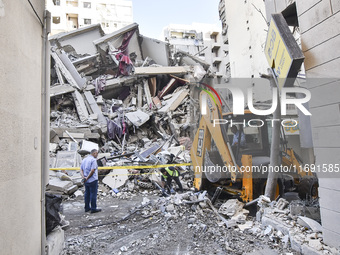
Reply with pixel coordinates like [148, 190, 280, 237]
[160, 166, 183, 194]
[80, 149, 101, 213]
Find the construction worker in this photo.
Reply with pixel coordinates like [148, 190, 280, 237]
[160, 166, 183, 194]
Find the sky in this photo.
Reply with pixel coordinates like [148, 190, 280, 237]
[131, 0, 221, 40]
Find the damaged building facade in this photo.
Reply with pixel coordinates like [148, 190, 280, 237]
[47, 22, 212, 200]
[164, 23, 230, 84]
[220, 0, 340, 249]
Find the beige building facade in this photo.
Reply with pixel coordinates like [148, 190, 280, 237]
[46, 0, 133, 35]
[265, 0, 340, 248]
[0, 0, 46, 254]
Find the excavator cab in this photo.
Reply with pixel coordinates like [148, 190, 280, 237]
[190, 90, 318, 202]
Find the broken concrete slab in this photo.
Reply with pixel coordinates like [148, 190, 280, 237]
[140, 35, 171, 66]
[125, 110, 150, 127]
[74, 190, 83, 198]
[143, 79, 153, 108]
[72, 91, 89, 122]
[50, 84, 75, 97]
[84, 91, 106, 125]
[49, 24, 105, 56]
[47, 179, 74, 193]
[134, 66, 190, 76]
[158, 89, 189, 113]
[102, 169, 129, 190]
[158, 78, 177, 99]
[55, 49, 87, 89]
[238, 220, 253, 231]
[218, 199, 244, 217]
[66, 184, 78, 195]
[55, 151, 81, 169]
[51, 49, 81, 90]
[56, 172, 72, 182]
[79, 140, 99, 154]
[62, 132, 84, 140]
[94, 23, 142, 65]
[297, 216, 322, 232]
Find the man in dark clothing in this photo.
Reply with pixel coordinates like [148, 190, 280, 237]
[160, 166, 183, 194]
[80, 149, 101, 213]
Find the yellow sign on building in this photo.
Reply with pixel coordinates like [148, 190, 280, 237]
[264, 14, 304, 89]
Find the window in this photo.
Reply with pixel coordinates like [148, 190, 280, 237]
[84, 19, 91, 25]
[54, 0, 60, 6]
[83, 2, 91, 8]
[52, 16, 60, 24]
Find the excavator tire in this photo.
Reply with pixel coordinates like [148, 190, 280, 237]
[297, 177, 318, 200]
[135, 179, 155, 189]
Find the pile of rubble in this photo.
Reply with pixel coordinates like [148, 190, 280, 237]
[47, 22, 212, 196]
[62, 190, 339, 254]
[256, 196, 339, 255]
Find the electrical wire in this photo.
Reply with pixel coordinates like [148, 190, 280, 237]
[27, 0, 44, 27]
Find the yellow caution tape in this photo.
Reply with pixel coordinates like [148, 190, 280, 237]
[49, 163, 192, 171]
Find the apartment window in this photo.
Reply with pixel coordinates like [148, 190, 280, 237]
[84, 19, 91, 25]
[83, 2, 91, 8]
[54, 0, 60, 6]
[52, 16, 60, 24]
[114, 23, 117, 28]
[66, 0, 78, 7]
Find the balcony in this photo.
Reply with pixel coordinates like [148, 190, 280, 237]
[212, 43, 220, 51]
[213, 57, 222, 64]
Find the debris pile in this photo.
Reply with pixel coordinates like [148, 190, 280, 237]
[257, 196, 337, 254]
[48, 23, 211, 195]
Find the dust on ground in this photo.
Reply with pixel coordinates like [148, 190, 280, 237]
[61, 188, 294, 255]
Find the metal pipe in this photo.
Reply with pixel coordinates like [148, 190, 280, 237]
[245, 197, 260, 207]
[263, 70, 281, 201]
[41, 9, 51, 255]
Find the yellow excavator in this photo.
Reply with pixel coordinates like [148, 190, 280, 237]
[190, 90, 318, 202]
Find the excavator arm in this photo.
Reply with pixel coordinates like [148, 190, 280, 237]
[190, 91, 237, 190]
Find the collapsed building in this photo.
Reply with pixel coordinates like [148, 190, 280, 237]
[47, 23, 211, 196]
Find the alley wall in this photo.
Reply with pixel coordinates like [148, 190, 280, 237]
[0, 0, 45, 253]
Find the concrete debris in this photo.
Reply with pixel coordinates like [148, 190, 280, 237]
[56, 172, 72, 182]
[258, 197, 335, 254]
[73, 190, 83, 198]
[47, 179, 74, 193]
[297, 216, 322, 232]
[276, 198, 289, 210]
[102, 169, 129, 190]
[290, 200, 321, 222]
[218, 199, 245, 217]
[48, 22, 204, 199]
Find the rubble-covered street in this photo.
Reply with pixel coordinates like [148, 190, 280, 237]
[45, 16, 340, 255]
[61, 189, 292, 255]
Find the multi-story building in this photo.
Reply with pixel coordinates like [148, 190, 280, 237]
[264, 0, 340, 248]
[163, 23, 230, 83]
[46, 0, 133, 35]
[220, 0, 340, 249]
